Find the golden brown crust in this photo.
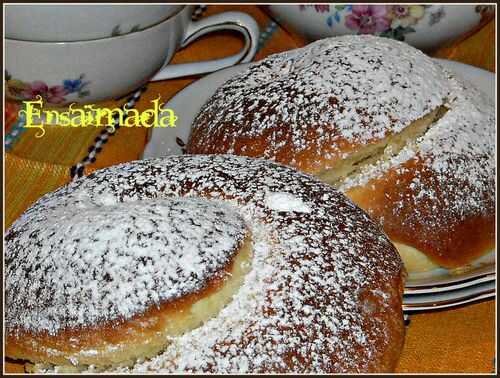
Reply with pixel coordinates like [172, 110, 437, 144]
[361, 269, 406, 372]
[187, 113, 376, 177]
[345, 157, 495, 268]
[187, 36, 450, 179]
[6, 237, 252, 368]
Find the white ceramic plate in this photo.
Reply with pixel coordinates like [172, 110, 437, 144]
[404, 273, 495, 294]
[403, 292, 495, 312]
[403, 280, 496, 312]
[143, 57, 496, 306]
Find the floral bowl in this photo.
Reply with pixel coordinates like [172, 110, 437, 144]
[267, 4, 495, 51]
[5, 4, 184, 42]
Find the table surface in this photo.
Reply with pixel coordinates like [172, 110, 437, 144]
[4, 5, 496, 374]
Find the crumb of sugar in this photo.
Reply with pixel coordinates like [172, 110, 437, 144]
[264, 191, 312, 213]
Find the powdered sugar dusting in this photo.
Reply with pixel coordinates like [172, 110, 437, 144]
[6, 155, 404, 372]
[187, 35, 450, 173]
[339, 68, 495, 227]
[6, 198, 247, 335]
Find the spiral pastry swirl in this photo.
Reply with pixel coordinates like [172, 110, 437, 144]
[6, 155, 405, 373]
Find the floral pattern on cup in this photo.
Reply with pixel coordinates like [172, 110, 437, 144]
[300, 4, 446, 42]
[111, 24, 141, 37]
[5, 72, 90, 105]
[475, 5, 495, 15]
[475, 5, 495, 23]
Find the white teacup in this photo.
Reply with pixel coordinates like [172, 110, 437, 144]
[5, 6, 259, 106]
[5, 4, 185, 42]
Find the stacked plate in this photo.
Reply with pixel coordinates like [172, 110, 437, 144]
[403, 252, 496, 311]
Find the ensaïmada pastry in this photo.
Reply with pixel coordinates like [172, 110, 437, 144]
[187, 35, 495, 274]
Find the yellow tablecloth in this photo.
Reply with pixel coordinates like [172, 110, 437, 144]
[4, 5, 495, 373]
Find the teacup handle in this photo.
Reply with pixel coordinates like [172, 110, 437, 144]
[151, 11, 259, 81]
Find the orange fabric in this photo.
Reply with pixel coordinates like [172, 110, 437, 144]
[397, 300, 495, 373]
[4, 153, 71, 229]
[433, 12, 495, 72]
[3, 5, 496, 373]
